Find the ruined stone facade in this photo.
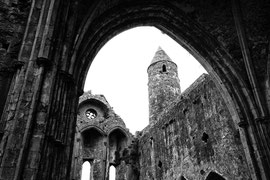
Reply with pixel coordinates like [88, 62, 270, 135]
[140, 73, 251, 180]
[138, 49, 251, 180]
[72, 92, 139, 180]
[74, 49, 251, 180]
[0, 0, 269, 179]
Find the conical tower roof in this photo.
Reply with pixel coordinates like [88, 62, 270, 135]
[150, 46, 173, 65]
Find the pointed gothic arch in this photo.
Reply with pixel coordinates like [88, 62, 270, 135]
[108, 128, 128, 165]
[81, 128, 105, 151]
[68, 3, 264, 178]
[72, 2, 252, 135]
[0, 0, 269, 179]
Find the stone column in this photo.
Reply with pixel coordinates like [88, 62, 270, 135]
[0, 0, 78, 179]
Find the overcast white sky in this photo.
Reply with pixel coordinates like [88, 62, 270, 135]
[84, 26, 207, 135]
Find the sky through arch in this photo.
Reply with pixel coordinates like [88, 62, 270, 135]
[84, 26, 207, 134]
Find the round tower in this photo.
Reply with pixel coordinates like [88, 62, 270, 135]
[147, 47, 181, 123]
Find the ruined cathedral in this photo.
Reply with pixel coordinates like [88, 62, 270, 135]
[72, 47, 251, 180]
[0, 0, 270, 180]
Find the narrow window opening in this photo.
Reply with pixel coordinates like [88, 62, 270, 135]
[81, 161, 91, 180]
[149, 137, 154, 147]
[109, 165, 116, 180]
[158, 161, 162, 168]
[200, 169, 205, 175]
[201, 132, 209, 143]
[0, 133, 3, 144]
[206, 171, 225, 180]
[181, 176, 187, 180]
[162, 64, 166, 72]
[0, 42, 9, 50]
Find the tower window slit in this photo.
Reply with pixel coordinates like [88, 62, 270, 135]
[162, 64, 166, 72]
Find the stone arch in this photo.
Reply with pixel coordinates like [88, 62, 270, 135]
[108, 128, 128, 165]
[72, 1, 256, 129]
[108, 126, 129, 138]
[81, 127, 106, 155]
[78, 98, 109, 111]
[80, 125, 106, 136]
[72, 125, 106, 180]
[107, 128, 129, 179]
[80, 127, 106, 179]
[78, 100, 109, 121]
[68, 2, 263, 178]
[0, 1, 269, 180]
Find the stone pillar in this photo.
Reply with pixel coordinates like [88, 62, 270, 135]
[0, 47, 24, 143]
[0, 0, 78, 179]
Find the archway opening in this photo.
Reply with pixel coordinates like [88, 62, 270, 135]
[206, 172, 226, 180]
[84, 26, 207, 134]
[109, 129, 128, 164]
[109, 166, 116, 180]
[81, 161, 91, 180]
[73, 2, 254, 179]
[80, 128, 105, 179]
[81, 128, 105, 159]
[78, 24, 251, 180]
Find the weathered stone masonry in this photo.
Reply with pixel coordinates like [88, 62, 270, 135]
[72, 49, 251, 180]
[148, 47, 181, 124]
[71, 92, 139, 180]
[139, 74, 251, 180]
[0, 0, 269, 179]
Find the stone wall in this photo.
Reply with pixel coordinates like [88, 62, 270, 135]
[71, 92, 139, 180]
[138, 74, 251, 180]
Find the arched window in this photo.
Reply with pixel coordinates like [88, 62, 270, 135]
[205, 172, 225, 180]
[162, 64, 167, 72]
[109, 166, 116, 180]
[81, 161, 91, 180]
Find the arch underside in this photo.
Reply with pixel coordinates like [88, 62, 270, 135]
[73, 2, 254, 132]
[0, 0, 269, 180]
[72, 1, 253, 121]
[69, 1, 267, 179]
